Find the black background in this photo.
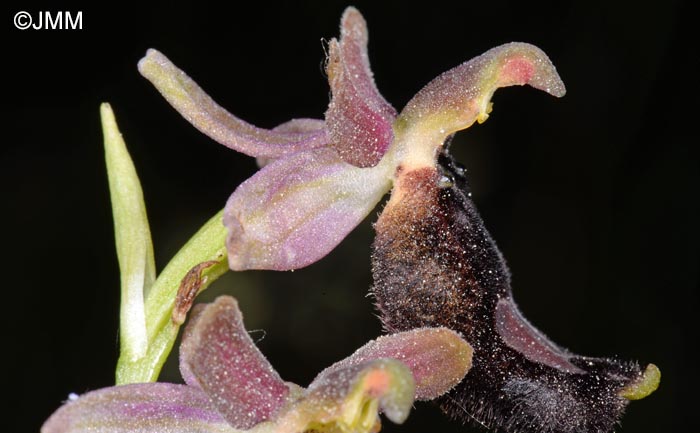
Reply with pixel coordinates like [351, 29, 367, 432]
[3, 1, 696, 432]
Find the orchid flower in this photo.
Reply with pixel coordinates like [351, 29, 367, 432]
[42, 295, 472, 433]
[137, 7, 565, 272]
[124, 6, 659, 432]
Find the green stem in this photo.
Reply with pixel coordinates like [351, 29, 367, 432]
[116, 210, 229, 384]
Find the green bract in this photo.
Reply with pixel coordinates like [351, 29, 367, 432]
[102, 104, 229, 383]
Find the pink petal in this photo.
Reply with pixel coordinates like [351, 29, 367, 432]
[179, 296, 289, 429]
[315, 327, 472, 400]
[273, 118, 326, 134]
[325, 7, 397, 168]
[398, 42, 565, 147]
[224, 147, 392, 271]
[256, 118, 327, 168]
[41, 383, 236, 433]
[138, 49, 328, 158]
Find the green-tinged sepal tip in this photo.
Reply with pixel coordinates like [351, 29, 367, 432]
[620, 363, 661, 400]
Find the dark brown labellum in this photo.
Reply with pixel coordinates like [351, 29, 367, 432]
[371, 151, 651, 433]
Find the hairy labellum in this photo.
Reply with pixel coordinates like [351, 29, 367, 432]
[371, 151, 658, 433]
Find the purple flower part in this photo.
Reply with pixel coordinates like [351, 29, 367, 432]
[41, 383, 237, 433]
[325, 7, 397, 168]
[178, 303, 206, 387]
[398, 42, 565, 146]
[272, 118, 327, 134]
[42, 295, 474, 433]
[224, 147, 392, 271]
[314, 327, 473, 401]
[256, 118, 327, 168]
[138, 49, 329, 158]
[138, 10, 566, 275]
[179, 296, 290, 429]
